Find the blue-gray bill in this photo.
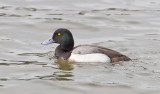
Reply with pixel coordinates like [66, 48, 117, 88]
[41, 38, 54, 45]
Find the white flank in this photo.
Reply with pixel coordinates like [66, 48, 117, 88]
[68, 53, 111, 63]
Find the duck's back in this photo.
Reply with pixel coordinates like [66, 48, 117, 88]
[69, 45, 130, 62]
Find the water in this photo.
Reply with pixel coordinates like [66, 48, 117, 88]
[0, 0, 160, 94]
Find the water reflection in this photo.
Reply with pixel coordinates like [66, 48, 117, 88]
[53, 71, 73, 81]
[36, 69, 74, 81]
[36, 71, 73, 81]
[48, 59, 74, 81]
[55, 59, 74, 71]
[36, 58, 74, 81]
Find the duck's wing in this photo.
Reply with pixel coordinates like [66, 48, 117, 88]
[73, 45, 131, 62]
[93, 45, 131, 62]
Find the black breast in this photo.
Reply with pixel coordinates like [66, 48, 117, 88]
[55, 45, 72, 60]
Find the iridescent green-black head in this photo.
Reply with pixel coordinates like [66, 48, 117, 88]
[42, 28, 74, 51]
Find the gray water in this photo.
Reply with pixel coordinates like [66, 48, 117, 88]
[0, 0, 160, 94]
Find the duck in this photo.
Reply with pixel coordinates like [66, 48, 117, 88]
[41, 28, 131, 63]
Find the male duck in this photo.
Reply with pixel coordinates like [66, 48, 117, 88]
[42, 28, 131, 63]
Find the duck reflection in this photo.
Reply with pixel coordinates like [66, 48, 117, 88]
[55, 59, 74, 71]
[53, 59, 74, 81]
[38, 59, 74, 81]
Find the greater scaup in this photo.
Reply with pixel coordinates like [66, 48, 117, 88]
[42, 28, 131, 63]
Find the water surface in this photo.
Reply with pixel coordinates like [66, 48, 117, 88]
[0, 0, 160, 94]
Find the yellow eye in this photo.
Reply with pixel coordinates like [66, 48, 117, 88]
[58, 33, 61, 36]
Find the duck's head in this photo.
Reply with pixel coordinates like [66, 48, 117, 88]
[42, 28, 74, 51]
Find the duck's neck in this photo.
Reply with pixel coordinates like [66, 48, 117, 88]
[61, 40, 74, 52]
[61, 44, 74, 51]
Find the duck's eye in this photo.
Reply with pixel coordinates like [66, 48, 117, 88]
[58, 33, 61, 36]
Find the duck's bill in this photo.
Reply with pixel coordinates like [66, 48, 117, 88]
[41, 38, 55, 45]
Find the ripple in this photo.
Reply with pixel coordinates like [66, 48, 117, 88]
[78, 11, 86, 15]
[18, 52, 47, 57]
[107, 8, 128, 11]
[15, 7, 37, 11]
[34, 18, 63, 20]
[0, 60, 46, 66]
[47, 13, 63, 15]
[104, 8, 160, 12]
[0, 13, 6, 16]
[145, 34, 160, 35]
[127, 21, 140, 24]
[0, 78, 8, 81]
[0, 13, 32, 17]
[1, 38, 10, 40]
[0, 6, 11, 10]
[36, 72, 73, 81]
